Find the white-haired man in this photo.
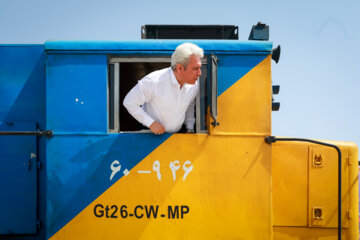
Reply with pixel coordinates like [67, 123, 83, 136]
[123, 43, 204, 135]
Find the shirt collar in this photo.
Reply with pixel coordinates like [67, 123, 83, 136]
[170, 68, 181, 88]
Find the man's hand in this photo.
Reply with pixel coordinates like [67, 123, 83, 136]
[149, 121, 165, 135]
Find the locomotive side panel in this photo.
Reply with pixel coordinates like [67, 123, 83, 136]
[0, 45, 46, 239]
[44, 41, 273, 239]
[49, 134, 272, 239]
[273, 141, 359, 239]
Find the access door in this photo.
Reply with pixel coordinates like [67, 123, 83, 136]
[0, 122, 38, 234]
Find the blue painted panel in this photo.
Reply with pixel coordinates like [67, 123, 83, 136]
[217, 54, 268, 96]
[46, 54, 108, 133]
[45, 40, 272, 53]
[0, 122, 37, 234]
[46, 133, 170, 238]
[0, 45, 46, 129]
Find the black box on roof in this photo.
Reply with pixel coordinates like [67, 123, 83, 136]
[141, 25, 238, 40]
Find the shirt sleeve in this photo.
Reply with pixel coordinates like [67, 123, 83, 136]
[123, 78, 155, 128]
[184, 83, 198, 130]
[184, 98, 196, 130]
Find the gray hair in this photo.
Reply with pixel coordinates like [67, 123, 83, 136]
[171, 43, 204, 70]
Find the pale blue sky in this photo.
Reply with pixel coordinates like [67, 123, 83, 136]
[1, 0, 359, 146]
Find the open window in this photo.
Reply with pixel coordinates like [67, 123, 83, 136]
[210, 54, 218, 127]
[108, 56, 215, 134]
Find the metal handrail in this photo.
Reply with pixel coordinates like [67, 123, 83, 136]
[0, 130, 53, 137]
[265, 136, 342, 240]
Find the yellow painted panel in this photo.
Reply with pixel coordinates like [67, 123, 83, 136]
[308, 147, 349, 228]
[50, 135, 272, 240]
[210, 56, 272, 135]
[273, 141, 358, 240]
[274, 141, 359, 240]
[349, 144, 359, 238]
[274, 226, 353, 240]
[272, 144, 308, 226]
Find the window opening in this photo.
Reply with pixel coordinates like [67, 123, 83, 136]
[108, 56, 211, 133]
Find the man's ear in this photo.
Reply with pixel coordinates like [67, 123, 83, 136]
[176, 63, 184, 72]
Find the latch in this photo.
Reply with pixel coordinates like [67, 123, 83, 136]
[312, 207, 324, 226]
[313, 207, 323, 220]
[28, 153, 37, 171]
[313, 154, 324, 167]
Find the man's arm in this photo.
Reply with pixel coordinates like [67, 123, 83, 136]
[184, 98, 196, 132]
[123, 79, 165, 134]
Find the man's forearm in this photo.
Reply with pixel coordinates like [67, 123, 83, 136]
[123, 85, 154, 127]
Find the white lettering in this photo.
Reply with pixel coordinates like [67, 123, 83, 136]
[153, 160, 161, 181]
[182, 160, 193, 181]
[169, 160, 181, 181]
[110, 160, 121, 181]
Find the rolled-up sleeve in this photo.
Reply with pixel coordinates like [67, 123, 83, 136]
[123, 78, 155, 128]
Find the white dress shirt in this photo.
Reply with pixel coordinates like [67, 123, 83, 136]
[123, 67, 198, 133]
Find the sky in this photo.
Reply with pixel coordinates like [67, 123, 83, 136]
[0, 0, 359, 147]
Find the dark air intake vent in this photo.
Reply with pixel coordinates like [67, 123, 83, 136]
[141, 25, 238, 40]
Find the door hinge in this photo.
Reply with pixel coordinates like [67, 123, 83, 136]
[347, 155, 351, 165]
[347, 210, 352, 219]
[37, 220, 41, 229]
[28, 159, 32, 171]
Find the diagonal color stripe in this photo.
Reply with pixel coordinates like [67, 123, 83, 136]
[217, 54, 268, 96]
[47, 133, 170, 238]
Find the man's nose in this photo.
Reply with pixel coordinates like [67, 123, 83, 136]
[197, 68, 201, 76]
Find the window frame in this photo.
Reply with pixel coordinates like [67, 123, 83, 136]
[108, 56, 214, 134]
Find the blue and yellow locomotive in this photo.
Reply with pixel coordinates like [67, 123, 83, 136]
[0, 24, 358, 240]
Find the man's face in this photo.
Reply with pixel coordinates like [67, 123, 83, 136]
[181, 55, 202, 85]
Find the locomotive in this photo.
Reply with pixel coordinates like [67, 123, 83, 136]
[0, 24, 358, 240]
